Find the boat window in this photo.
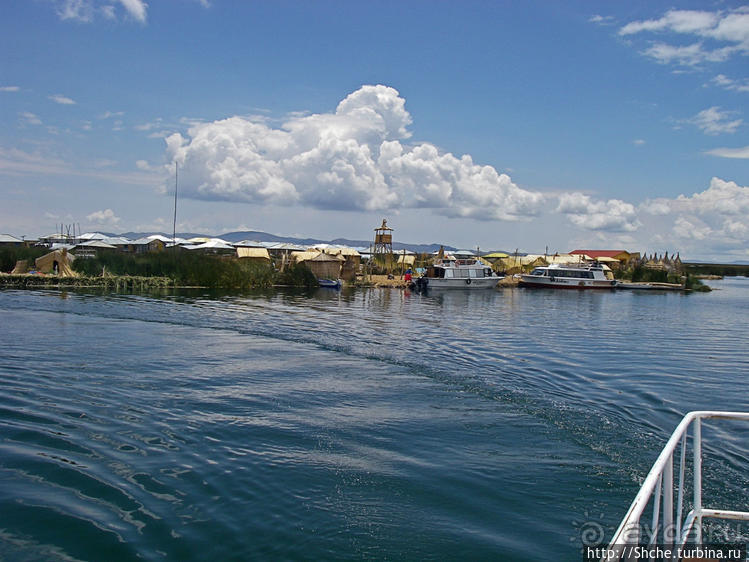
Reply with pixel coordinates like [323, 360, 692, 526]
[469, 269, 478, 278]
[530, 268, 544, 276]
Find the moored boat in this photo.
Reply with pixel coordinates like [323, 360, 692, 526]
[519, 262, 616, 289]
[418, 257, 502, 290]
[318, 278, 342, 289]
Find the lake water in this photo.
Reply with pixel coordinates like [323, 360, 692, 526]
[1, 279, 748, 561]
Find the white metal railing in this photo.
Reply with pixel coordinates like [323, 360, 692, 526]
[602, 411, 749, 561]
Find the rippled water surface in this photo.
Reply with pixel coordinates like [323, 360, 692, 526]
[1, 279, 748, 560]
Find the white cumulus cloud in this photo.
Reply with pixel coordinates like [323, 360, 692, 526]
[54, 0, 147, 23]
[641, 178, 749, 253]
[712, 74, 749, 93]
[673, 216, 711, 240]
[20, 112, 42, 126]
[674, 177, 749, 216]
[620, 8, 749, 66]
[165, 85, 546, 221]
[49, 94, 76, 105]
[706, 145, 749, 159]
[620, 10, 720, 36]
[685, 106, 743, 135]
[118, 0, 147, 23]
[86, 208, 121, 225]
[556, 192, 640, 232]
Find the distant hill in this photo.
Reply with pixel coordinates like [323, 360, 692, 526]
[117, 230, 459, 254]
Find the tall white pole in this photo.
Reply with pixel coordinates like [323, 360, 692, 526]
[172, 162, 178, 247]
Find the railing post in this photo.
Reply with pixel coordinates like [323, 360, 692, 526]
[664, 453, 673, 544]
[676, 432, 686, 542]
[693, 416, 702, 543]
[651, 475, 662, 545]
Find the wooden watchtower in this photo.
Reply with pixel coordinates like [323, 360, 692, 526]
[373, 219, 393, 258]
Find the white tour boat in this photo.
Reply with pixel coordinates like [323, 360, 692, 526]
[519, 262, 616, 289]
[416, 257, 502, 290]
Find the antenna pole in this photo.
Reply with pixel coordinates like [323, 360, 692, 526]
[172, 161, 178, 248]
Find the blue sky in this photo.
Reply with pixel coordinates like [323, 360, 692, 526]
[1, 1, 748, 260]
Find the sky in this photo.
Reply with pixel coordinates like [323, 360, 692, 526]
[1, 1, 748, 261]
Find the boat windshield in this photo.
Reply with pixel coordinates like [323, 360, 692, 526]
[555, 269, 594, 279]
[530, 268, 547, 276]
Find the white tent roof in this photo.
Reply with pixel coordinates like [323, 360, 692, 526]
[131, 237, 165, 245]
[0, 234, 23, 243]
[186, 240, 235, 250]
[146, 234, 176, 242]
[100, 236, 133, 246]
[312, 245, 361, 257]
[78, 232, 107, 240]
[185, 236, 231, 244]
[453, 249, 477, 257]
[233, 239, 265, 248]
[76, 240, 117, 249]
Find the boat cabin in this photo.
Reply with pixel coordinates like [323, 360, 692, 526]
[427, 258, 495, 279]
[529, 267, 598, 279]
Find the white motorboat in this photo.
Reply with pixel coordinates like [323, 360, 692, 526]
[519, 262, 616, 289]
[417, 257, 502, 290]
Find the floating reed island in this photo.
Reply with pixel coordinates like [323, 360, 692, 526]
[0, 247, 317, 290]
[0, 273, 173, 290]
[0, 240, 719, 292]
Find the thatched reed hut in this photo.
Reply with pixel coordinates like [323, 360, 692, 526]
[35, 249, 76, 276]
[236, 247, 271, 264]
[292, 251, 344, 280]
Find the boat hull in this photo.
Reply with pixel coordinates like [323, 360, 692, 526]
[318, 279, 341, 289]
[519, 277, 616, 289]
[425, 277, 499, 289]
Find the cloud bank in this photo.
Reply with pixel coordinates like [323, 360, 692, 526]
[49, 94, 76, 105]
[619, 7, 749, 67]
[55, 0, 148, 23]
[641, 178, 749, 253]
[160, 84, 749, 259]
[686, 107, 743, 135]
[166, 85, 545, 221]
[706, 146, 749, 159]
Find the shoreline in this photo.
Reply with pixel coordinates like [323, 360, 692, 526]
[0, 273, 707, 292]
[0, 273, 175, 290]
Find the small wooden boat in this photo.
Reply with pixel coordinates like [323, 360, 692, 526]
[318, 278, 342, 289]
